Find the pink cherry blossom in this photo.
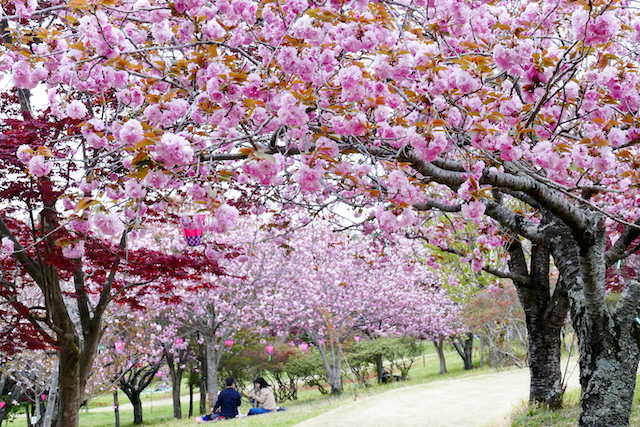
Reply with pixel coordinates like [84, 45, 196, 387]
[124, 179, 147, 199]
[28, 155, 52, 178]
[461, 200, 486, 220]
[1, 237, 14, 254]
[16, 145, 34, 163]
[293, 163, 324, 193]
[62, 240, 85, 259]
[153, 133, 194, 169]
[92, 213, 125, 236]
[210, 204, 239, 233]
[119, 119, 144, 145]
[66, 101, 88, 119]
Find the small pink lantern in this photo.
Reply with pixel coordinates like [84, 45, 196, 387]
[181, 214, 205, 246]
[0, 401, 6, 409]
[175, 338, 184, 345]
[318, 339, 324, 345]
[225, 339, 234, 347]
[156, 371, 163, 378]
[115, 341, 125, 353]
[354, 336, 360, 343]
[266, 345, 274, 361]
[300, 343, 309, 353]
[41, 394, 46, 401]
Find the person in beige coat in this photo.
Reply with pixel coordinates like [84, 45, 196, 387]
[247, 377, 276, 415]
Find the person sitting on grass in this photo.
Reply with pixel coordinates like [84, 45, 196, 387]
[247, 377, 276, 415]
[195, 377, 242, 423]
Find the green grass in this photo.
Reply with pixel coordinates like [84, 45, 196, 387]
[510, 376, 640, 427]
[5, 344, 489, 427]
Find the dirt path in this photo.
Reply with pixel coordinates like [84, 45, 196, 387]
[295, 359, 580, 427]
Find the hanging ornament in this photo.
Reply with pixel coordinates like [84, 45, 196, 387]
[225, 339, 234, 347]
[300, 343, 309, 353]
[181, 214, 205, 246]
[175, 338, 184, 345]
[354, 336, 360, 343]
[0, 402, 5, 409]
[266, 345, 274, 361]
[115, 341, 125, 353]
[41, 394, 46, 401]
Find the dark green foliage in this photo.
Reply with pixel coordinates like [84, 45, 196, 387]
[218, 342, 329, 402]
[347, 338, 420, 384]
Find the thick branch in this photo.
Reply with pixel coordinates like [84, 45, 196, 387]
[604, 218, 640, 267]
[413, 200, 462, 212]
[614, 279, 640, 323]
[93, 229, 128, 322]
[73, 266, 91, 335]
[484, 201, 547, 246]
[482, 167, 590, 240]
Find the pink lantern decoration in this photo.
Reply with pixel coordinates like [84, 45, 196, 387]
[0, 401, 5, 409]
[175, 338, 183, 345]
[181, 214, 205, 246]
[266, 345, 274, 361]
[354, 336, 360, 343]
[300, 343, 308, 353]
[114, 341, 125, 353]
[318, 339, 324, 345]
[225, 339, 234, 347]
[156, 371, 163, 378]
[41, 394, 46, 401]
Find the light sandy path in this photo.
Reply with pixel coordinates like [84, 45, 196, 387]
[295, 360, 580, 427]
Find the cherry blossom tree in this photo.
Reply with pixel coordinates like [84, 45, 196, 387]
[247, 217, 460, 393]
[4, 0, 640, 424]
[131, 216, 260, 412]
[87, 308, 164, 425]
[0, 207, 222, 427]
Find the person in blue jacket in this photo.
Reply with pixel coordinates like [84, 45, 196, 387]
[195, 377, 242, 423]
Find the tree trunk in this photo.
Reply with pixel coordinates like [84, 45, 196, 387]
[452, 333, 474, 370]
[130, 393, 143, 425]
[576, 345, 639, 426]
[199, 376, 207, 415]
[316, 340, 342, 394]
[527, 320, 564, 408]
[113, 392, 120, 427]
[506, 237, 568, 409]
[550, 221, 640, 426]
[375, 354, 385, 383]
[171, 374, 182, 419]
[188, 383, 193, 418]
[433, 340, 447, 374]
[55, 349, 82, 427]
[569, 280, 640, 426]
[205, 338, 219, 414]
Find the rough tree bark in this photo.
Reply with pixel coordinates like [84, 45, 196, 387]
[452, 333, 474, 371]
[505, 234, 569, 410]
[551, 222, 640, 426]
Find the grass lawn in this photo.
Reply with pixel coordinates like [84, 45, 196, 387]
[5, 343, 490, 427]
